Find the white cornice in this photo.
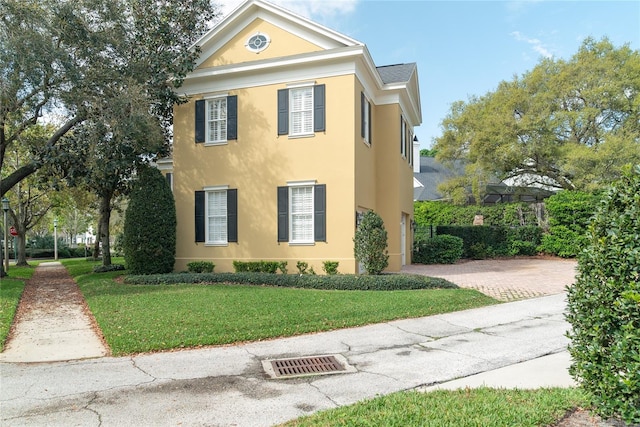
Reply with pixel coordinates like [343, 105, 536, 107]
[192, 0, 362, 69]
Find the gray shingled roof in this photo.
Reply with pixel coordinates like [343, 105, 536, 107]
[413, 157, 466, 201]
[376, 63, 416, 84]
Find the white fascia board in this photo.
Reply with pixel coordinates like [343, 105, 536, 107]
[179, 46, 363, 95]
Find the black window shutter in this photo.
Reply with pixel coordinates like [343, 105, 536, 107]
[227, 189, 238, 243]
[368, 100, 372, 145]
[277, 89, 288, 135]
[361, 92, 365, 138]
[195, 191, 205, 242]
[165, 173, 173, 188]
[195, 100, 205, 143]
[314, 84, 325, 132]
[227, 95, 237, 141]
[314, 184, 326, 242]
[277, 186, 289, 242]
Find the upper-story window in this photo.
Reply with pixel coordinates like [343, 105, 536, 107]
[361, 92, 372, 145]
[207, 98, 227, 143]
[278, 84, 325, 137]
[290, 87, 313, 136]
[400, 116, 407, 158]
[246, 32, 270, 53]
[194, 96, 237, 144]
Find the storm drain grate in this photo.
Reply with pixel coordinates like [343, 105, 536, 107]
[262, 354, 356, 379]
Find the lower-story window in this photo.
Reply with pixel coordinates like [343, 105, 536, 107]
[277, 182, 325, 244]
[195, 188, 238, 244]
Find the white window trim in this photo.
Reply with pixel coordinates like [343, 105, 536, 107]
[204, 185, 229, 246]
[245, 32, 270, 53]
[204, 95, 228, 146]
[288, 86, 314, 138]
[287, 180, 316, 245]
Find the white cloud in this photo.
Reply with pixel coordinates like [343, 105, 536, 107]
[218, 0, 358, 21]
[511, 31, 554, 58]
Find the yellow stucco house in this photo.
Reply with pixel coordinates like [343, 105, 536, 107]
[167, 0, 422, 274]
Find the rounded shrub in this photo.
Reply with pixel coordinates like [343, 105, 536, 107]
[566, 165, 640, 424]
[123, 166, 176, 275]
[413, 234, 463, 264]
[354, 211, 389, 275]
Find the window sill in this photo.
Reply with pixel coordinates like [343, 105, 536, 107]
[204, 141, 229, 147]
[288, 242, 315, 246]
[288, 133, 315, 140]
[205, 242, 229, 247]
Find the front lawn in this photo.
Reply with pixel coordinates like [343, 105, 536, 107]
[282, 387, 589, 427]
[62, 259, 497, 356]
[0, 263, 39, 351]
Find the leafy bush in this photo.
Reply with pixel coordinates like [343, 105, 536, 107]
[538, 226, 587, 258]
[566, 165, 640, 424]
[277, 261, 288, 274]
[413, 235, 464, 264]
[354, 211, 389, 275]
[322, 261, 339, 275]
[437, 225, 509, 258]
[93, 264, 125, 273]
[187, 261, 215, 273]
[509, 240, 538, 256]
[233, 261, 280, 274]
[124, 272, 459, 291]
[539, 191, 598, 257]
[123, 166, 176, 274]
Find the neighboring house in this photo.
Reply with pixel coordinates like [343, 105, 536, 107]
[412, 154, 558, 203]
[412, 154, 466, 201]
[165, 0, 422, 274]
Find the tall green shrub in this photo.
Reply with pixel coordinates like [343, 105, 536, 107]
[566, 166, 640, 424]
[539, 190, 598, 257]
[123, 166, 176, 274]
[413, 234, 463, 264]
[354, 211, 389, 275]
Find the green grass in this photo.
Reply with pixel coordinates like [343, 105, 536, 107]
[282, 387, 590, 427]
[0, 262, 40, 351]
[61, 259, 497, 356]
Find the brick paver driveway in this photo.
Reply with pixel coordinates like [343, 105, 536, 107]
[402, 257, 578, 302]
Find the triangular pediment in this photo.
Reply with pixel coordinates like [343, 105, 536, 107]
[194, 0, 362, 70]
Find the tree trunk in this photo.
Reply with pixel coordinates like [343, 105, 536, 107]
[98, 194, 112, 266]
[92, 222, 101, 260]
[15, 233, 28, 266]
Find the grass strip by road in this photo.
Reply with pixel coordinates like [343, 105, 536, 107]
[282, 387, 589, 427]
[0, 262, 39, 351]
[62, 259, 498, 356]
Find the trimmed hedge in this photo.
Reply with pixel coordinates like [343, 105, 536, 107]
[434, 225, 542, 259]
[124, 272, 459, 291]
[233, 261, 281, 274]
[187, 261, 215, 273]
[413, 234, 464, 264]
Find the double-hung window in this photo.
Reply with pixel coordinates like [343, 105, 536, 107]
[361, 92, 372, 145]
[277, 182, 326, 244]
[207, 98, 227, 143]
[194, 188, 238, 244]
[277, 84, 325, 137]
[290, 186, 314, 243]
[206, 189, 227, 244]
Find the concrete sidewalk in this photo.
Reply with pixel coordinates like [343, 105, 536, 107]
[1, 294, 574, 427]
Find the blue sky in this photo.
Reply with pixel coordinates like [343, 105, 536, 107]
[221, 0, 640, 149]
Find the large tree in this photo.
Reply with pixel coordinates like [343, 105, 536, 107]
[0, 0, 219, 196]
[434, 38, 640, 200]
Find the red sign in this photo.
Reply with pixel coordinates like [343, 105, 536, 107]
[9, 226, 18, 236]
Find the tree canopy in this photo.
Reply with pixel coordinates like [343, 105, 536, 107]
[434, 38, 640, 200]
[0, 0, 219, 196]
